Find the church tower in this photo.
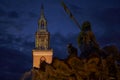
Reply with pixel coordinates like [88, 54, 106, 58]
[32, 5, 53, 68]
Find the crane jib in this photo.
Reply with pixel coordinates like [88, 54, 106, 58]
[61, 1, 81, 30]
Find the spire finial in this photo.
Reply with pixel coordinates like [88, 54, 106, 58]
[40, 4, 44, 18]
[41, 4, 44, 9]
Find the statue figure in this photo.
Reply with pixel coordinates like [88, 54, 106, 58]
[67, 43, 78, 57]
[77, 21, 99, 57]
[40, 61, 47, 72]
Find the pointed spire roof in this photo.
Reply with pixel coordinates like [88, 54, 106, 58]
[38, 4, 47, 31]
[40, 4, 44, 18]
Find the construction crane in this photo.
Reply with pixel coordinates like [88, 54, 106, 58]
[61, 1, 81, 30]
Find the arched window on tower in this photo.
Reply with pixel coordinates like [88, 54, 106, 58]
[41, 20, 44, 29]
[40, 56, 46, 64]
[40, 56, 46, 71]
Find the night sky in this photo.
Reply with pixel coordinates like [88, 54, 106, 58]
[0, 0, 120, 80]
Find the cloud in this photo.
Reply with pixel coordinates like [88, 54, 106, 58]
[66, 1, 120, 27]
[0, 0, 9, 8]
[86, 9, 120, 49]
[3, 11, 20, 19]
[0, 20, 14, 24]
[28, 12, 38, 18]
[98, 30, 120, 49]
[0, 7, 24, 31]
[0, 8, 6, 17]
[0, 28, 33, 79]
[0, 29, 34, 56]
[8, 11, 19, 18]
[50, 33, 79, 59]
[67, 2, 83, 15]
[0, 5, 20, 19]
[0, 47, 32, 80]
[95, 8, 120, 25]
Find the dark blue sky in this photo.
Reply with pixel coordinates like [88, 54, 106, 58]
[0, 0, 120, 80]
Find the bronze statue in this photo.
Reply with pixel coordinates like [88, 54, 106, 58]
[77, 21, 99, 57]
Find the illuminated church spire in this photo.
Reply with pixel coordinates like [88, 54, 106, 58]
[32, 4, 53, 69]
[38, 4, 47, 31]
[35, 4, 50, 50]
